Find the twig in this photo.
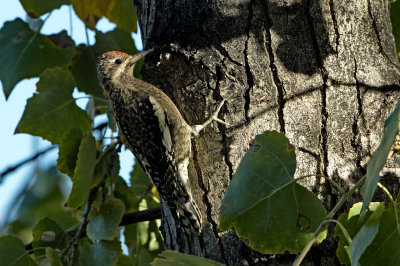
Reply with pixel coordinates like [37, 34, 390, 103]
[25, 207, 161, 251]
[0, 146, 57, 182]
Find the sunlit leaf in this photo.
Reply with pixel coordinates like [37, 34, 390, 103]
[87, 197, 125, 241]
[79, 239, 122, 266]
[16, 67, 92, 144]
[0, 235, 37, 266]
[152, 250, 223, 266]
[335, 202, 400, 265]
[57, 128, 83, 177]
[0, 19, 74, 98]
[72, 0, 112, 30]
[361, 102, 400, 217]
[67, 134, 97, 208]
[20, 0, 69, 18]
[219, 131, 327, 254]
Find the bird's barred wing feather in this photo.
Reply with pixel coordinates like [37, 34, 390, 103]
[112, 89, 200, 232]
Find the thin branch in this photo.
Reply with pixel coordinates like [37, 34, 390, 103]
[0, 146, 57, 182]
[25, 207, 161, 251]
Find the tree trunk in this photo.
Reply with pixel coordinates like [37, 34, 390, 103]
[134, 0, 400, 264]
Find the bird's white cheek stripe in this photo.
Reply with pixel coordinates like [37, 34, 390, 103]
[111, 60, 129, 82]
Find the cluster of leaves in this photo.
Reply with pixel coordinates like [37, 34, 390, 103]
[0, 1, 173, 265]
[219, 102, 400, 265]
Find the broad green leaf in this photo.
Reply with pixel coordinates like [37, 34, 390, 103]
[349, 203, 384, 266]
[335, 202, 400, 265]
[361, 102, 400, 217]
[67, 134, 97, 208]
[107, 0, 137, 32]
[93, 147, 120, 186]
[20, 0, 69, 18]
[152, 250, 223, 266]
[16, 67, 92, 144]
[93, 28, 137, 56]
[87, 197, 125, 241]
[79, 239, 122, 266]
[72, 0, 112, 30]
[57, 128, 83, 177]
[219, 131, 327, 254]
[32, 218, 67, 260]
[0, 19, 74, 98]
[46, 247, 62, 266]
[70, 45, 105, 99]
[391, 0, 400, 57]
[116, 254, 134, 266]
[0, 235, 37, 266]
[114, 176, 139, 212]
[130, 162, 151, 197]
[395, 191, 400, 234]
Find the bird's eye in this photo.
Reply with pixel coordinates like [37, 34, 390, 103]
[115, 58, 122, 64]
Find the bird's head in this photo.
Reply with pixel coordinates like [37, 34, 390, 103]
[97, 49, 153, 91]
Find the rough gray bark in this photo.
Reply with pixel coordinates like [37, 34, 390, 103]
[134, 0, 400, 264]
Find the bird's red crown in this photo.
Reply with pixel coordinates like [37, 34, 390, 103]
[103, 51, 127, 56]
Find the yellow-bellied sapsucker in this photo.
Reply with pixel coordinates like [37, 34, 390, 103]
[97, 50, 227, 234]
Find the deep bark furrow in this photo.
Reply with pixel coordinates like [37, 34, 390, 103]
[367, 0, 384, 53]
[262, 16, 286, 133]
[192, 141, 226, 263]
[328, 0, 340, 53]
[243, 0, 255, 123]
[352, 59, 364, 172]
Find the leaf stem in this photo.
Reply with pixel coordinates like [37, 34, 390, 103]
[293, 175, 366, 266]
[297, 174, 345, 194]
[377, 182, 394, 204]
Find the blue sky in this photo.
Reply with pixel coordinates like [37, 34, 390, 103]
[0, 2, 142, 225]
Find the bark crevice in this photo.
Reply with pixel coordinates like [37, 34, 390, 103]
[328, 0, 340, 53]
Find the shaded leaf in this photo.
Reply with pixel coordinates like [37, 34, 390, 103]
[46, 247, 63, 266]
[116, 254, 134, 266]
[361, 102, 400, 217]
[93, 147, 120, 186]
[67, 134, 97, 208]
[0, 235, 37, 266]
[20, 0, 69, 18]
[219, 131, 326, 254]
[79, 239, 122, 266]
[114, 176, 139, 212]
[130, 162, 151, 197]
[70, 45, 105, 99]
[93, 28, 137, 56]
[32, 218, 67, 260]
[152, 250, 223, 266]
[16, 67, 92, 144]
[107, 0, 137, 32]
[0, 19, 74, 98]
[57, 128, 83, 177]
[87, 197, 125, 241]
[391, 0, 400, 57]
[335, 202, 400, 265]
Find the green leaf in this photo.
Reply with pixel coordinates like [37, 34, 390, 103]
[349, 203, 384, 266]
[87, 197, 125, 241]
[20, 0, 70, 18]
[152, 250, 223, 266]
[57, 128, 83, 177]
[391, 0, 400, 57]
[130, 163, 151, 197]
[67, 134, 97, 208]
[46, 247, 63, 266]
[361, 102, 400, 217]
[114, 176, 139, 212]
[335, 202, 400, 265]
[116, 254, 134, 266]
[72, 0, 112, 30]
[0, 19, 74, 98]
[16, 67, 92, 144]
[79, 239, 122, 266]
[32, 218, 67, 260]
[93, 147, 120, 186]
[0, 235, 38, 266]
[70, 45, 105, 99]
[219, 131, 327, 254]
[93, 28, 137, 56]
[107, 0, 137, 32]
